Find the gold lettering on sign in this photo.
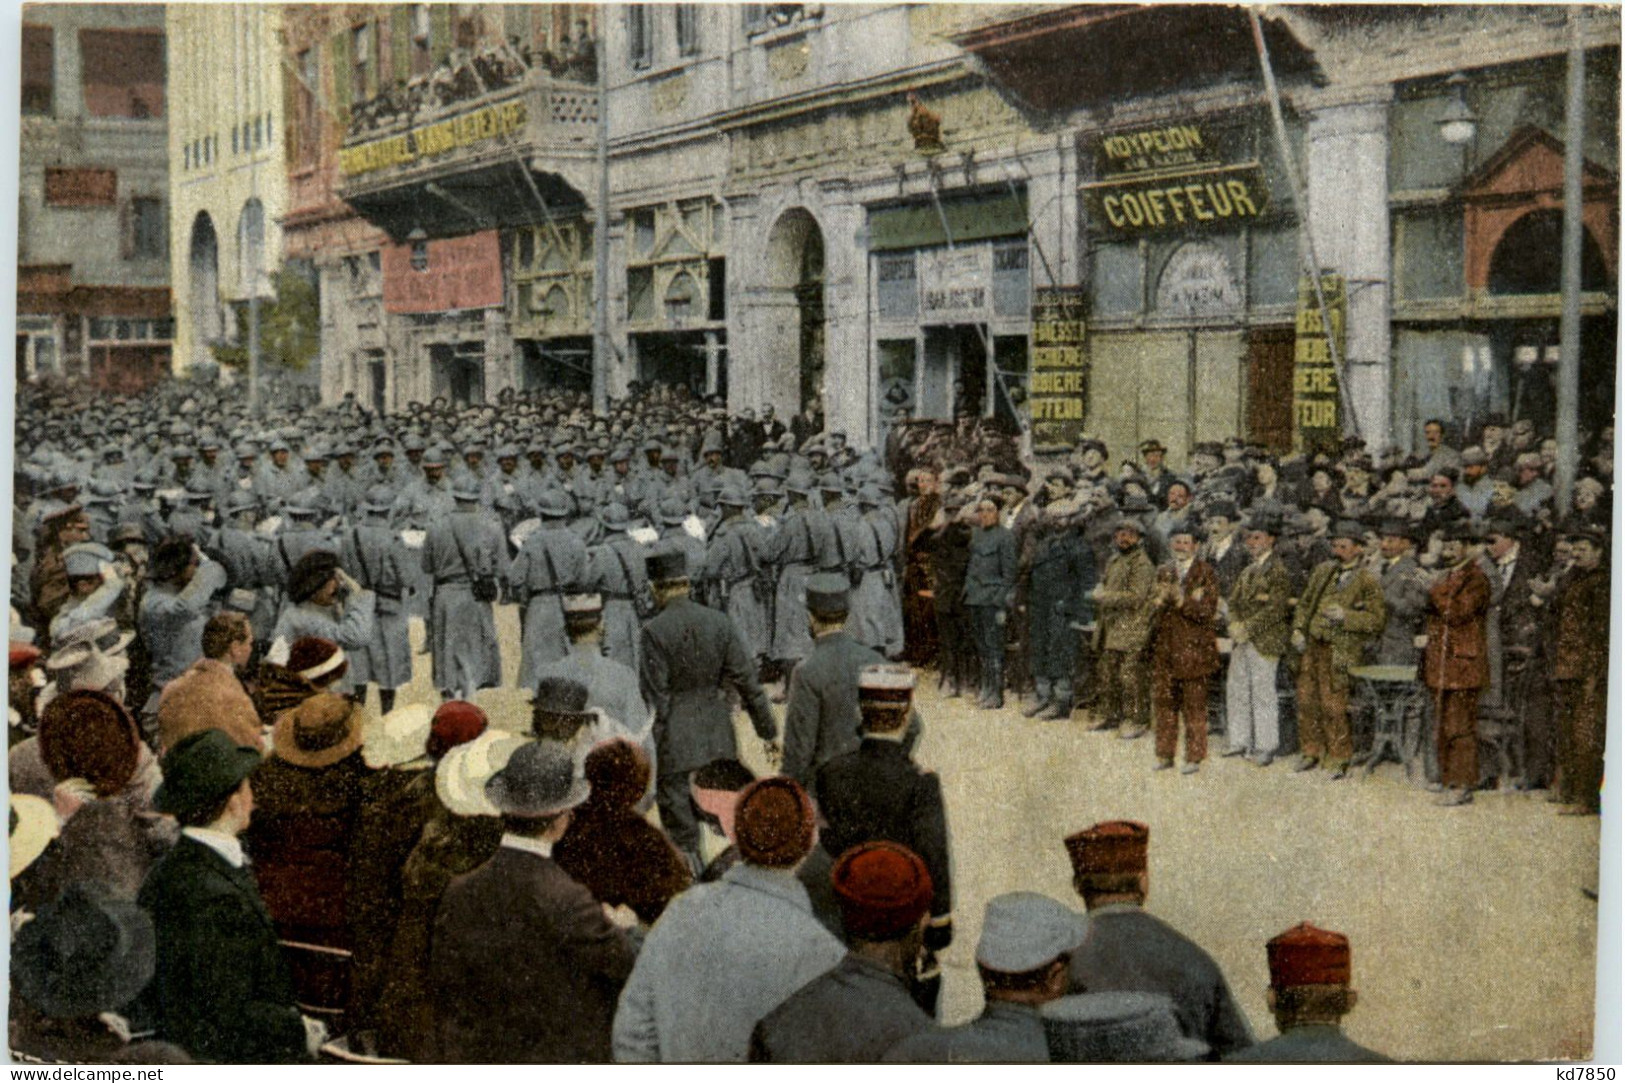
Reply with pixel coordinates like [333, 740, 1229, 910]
[340, 100, 529, 177]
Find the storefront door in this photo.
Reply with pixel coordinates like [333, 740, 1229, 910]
[1246, 327, 1295, 451]
[922, 324, 987, 420]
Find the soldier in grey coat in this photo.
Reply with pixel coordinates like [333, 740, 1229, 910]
[340, 487, 415, 713]
[1223, 923, 1391, 1064]
[781, 575, 921, 793]
[768, 479, 833, 687]
[512, 494, 591, 693]
[639, 550, 779, 868]
[846, 486, 904, 659]
[698, 487, 772, 666]
[422, 486, 507, 700]
[586, 503, 652, 673]
[212, 491, 278, 650]
[138, 536, 228, 717]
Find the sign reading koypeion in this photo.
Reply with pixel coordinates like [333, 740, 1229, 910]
[1081, 120, 1270, 237]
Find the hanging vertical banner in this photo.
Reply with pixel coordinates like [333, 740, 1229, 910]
[1029, 286, 1088, 451]
[1293, 272, 1345, 454]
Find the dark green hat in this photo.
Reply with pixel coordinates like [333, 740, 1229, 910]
[153, 729, 263, 820]
[805, 572, 851, 619]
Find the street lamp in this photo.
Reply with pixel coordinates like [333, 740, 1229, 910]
[1436, 73, 1477, 145]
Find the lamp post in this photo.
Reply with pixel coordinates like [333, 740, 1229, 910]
[1554, 13, 1585, 514]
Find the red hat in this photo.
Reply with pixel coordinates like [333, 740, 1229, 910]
[734, 777, 816, 868]
[583, 739, 650, 809]
[38, 690, 141, 797]
[10, 642, 42, 670]
[285, 637, 347, 686]
[832, 841, 933, 941]
[428, 700, 488, 760]
[1267, 923, 1351, 988]
[1064, 821, 1149, 876]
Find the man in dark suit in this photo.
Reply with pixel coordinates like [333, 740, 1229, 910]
[1223, 923, 1391, 1063]
[1148, 523, 1220, 774]
[136, 729, 318, 1063]
[782, 574, 920, 791]
[1482, 516, 1550, 788]
[640, 549, 780, 869]
[1064, 821, 1253, 1059]
[750, 841, 936, 1062]
[814, 664, 953, 1015]
[963, 497, 1017, 708]
[430, 740, 638, 1063]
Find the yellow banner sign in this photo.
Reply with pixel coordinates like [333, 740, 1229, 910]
[341, 100, 529, 178]
[1293, 272, 1346, 454]
[1029, 287, 1088, 450]
[1082, 163, 1269, 236]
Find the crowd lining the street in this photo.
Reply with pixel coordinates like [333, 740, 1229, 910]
[6, 373, 1609, 1063]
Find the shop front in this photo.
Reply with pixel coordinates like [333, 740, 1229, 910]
[382, 229, 509, 408]
[1079, 111, 1302, 466]
[867, 188, 1032, 446]
[623, 198, 729, 400]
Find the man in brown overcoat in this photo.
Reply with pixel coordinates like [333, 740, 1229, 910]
[1149, 523, 1220, 773]
[1421, 522, 1491, 807]
[1090, 517, 1156, 737]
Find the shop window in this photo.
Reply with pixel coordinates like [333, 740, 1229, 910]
[22, 26, 52, 116]
[1091, 241, 1142, 316]
[129, 197, 166, 261]
[628, 6, 653, 70]
[628, 266, 654, 321]
[517, 229, 535, 270]
[665, 271, 700, 320]
[1396, 209, 1465, 301]
[876, 253, 917, 320]
[993, 241, 1030, 318]
[80, 29, 165, 118]
[1152, 236, 1242, 317]
[1248, 224, 1300, 308]
[675, 5, 701, 57]
[1389, 95, 1470, 192]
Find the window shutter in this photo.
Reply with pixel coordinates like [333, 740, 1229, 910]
[330, 30, 352, 125]
[120, 197, 134, 261]
[392, 6, 412, 85]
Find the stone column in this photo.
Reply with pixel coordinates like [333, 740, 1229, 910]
[1298, 85, 1393, 449]
[816, 181, 869, 446]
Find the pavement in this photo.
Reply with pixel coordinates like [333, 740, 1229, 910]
[388, 607, 1601, 1062]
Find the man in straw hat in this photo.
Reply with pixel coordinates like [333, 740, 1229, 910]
[639, 549, 779, 870]
[137, 729, 325, 1062]
[614, 776, 845, 1062]
[1063, 820, 1252, 1058]
[749, 840, 937, 1062]
[884, 891, 1086, 1062]
[430, 739, 638, 1062]
[1290, 520, 1387, 779]
[1224, 922, 1391, 1062]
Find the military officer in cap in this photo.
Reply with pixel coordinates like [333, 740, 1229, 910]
[512, 492, 592, 693]
[340, 486, 415, 714]
[1291, 520, 1386, 778]
[782, 575, 921, 791]
[815, 664, 952, 1014]
[1224, 923, 1390, 1063]
[422, 482, 507, 700]
[884, 891, 1086, 1062]
[639, 549, 779, 870]
[1064, 821, 1253, 1058]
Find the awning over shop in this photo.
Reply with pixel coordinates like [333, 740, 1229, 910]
[952, 5, 1321, 113]
[342, 158, 588, 245]
[868, 187, 1030, 252]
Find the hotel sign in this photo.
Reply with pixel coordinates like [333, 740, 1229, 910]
[1081, 121, 1269, 237]
[341, 99, 528, 178]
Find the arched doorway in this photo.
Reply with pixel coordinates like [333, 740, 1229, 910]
[188, 211, 221, 364]
[766, 208, 826, 416]
[1486, 209, 1616, 436]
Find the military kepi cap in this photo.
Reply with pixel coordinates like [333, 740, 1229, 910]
[858, 663, 915, 707]
[154, 729, 263, 820]
[1065, 820, 1149, 876]
[1266, 922, 1351, 988]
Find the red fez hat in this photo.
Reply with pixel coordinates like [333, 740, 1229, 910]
[1267, 923, 1351, 988]
[428, 700, 488, 759]
[734, 777, 816, 868]
[10, 642, 43, 670]
[1064, 820, 1149, 876]
[832, 841, 933, 941]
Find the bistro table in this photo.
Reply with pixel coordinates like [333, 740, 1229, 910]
[1349, 665, 1427, 779]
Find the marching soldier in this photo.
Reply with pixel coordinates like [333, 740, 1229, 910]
[587, 502, 654, 672]
[340, 486, 415, 714]
[848, 485, 904, 660]
[1290, 521, 1387, 779]
[422, 483, 507, 701]
[768, 477, 833, 698]
[699, 485, 771, 668]
[512, 492, 592, 693]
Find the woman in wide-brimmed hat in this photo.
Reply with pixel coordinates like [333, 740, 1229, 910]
[244, 691, 369, 949]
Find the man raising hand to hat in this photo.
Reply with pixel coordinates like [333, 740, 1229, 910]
[268, 551, 376, 699]
[1224, 923, 1391, 1063]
